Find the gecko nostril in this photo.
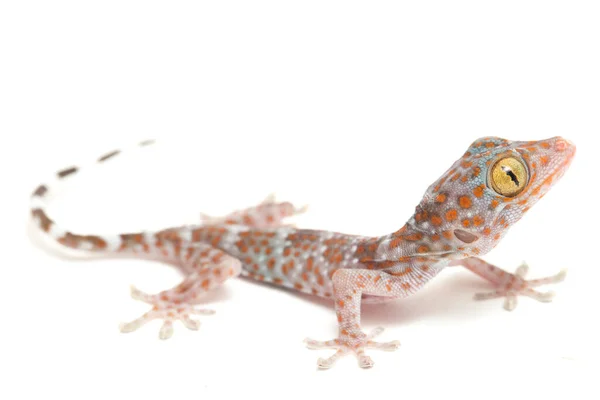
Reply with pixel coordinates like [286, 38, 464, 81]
[555, 138, 574, 152]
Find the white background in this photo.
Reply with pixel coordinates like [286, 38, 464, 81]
[1, 1, 599, 399]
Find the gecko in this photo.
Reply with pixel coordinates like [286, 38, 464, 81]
[30, 136, 575, 369]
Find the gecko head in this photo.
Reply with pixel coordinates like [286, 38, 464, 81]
[409, 136, 576, 258]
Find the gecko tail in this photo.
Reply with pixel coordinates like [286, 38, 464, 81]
[30, 139, 155, 252]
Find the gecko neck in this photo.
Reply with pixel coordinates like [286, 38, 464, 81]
[356, 220, 438, 265]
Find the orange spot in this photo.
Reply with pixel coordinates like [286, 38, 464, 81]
[435, 193, 447, 203]
[442, 230, 453, 240]
[373, 275, 381, 284]
[401, 282, 411, 290]
[473, 215, 484, 227]
[394, 225, 406, 237]
[294, 283, 303, 290]
[462, 219, 471, 228]
[490, 199, 499, 209]
[417, 245, 430, 253]
[316, 274, 324, 286]
[338, 300, 345, 308]
[306, 257, 314, 272]
[390, 237, 403, 249]
[483, 227, 491, 236]
[430, 215, 443, 226]
[540, 155, 549, 165]
[386, 284, 392, 292]
[201, 279, 210, 290]
[445, 209, 458, 222]
[431, 234, 441, 242]
[267, 258, 276, 269]
[461, 161, 473, 168]
[459, 196, 472, 209]
[404, 233, 424, 241]
[485, 142, 495, 148]
[391, 267, 412, 276]
[473, 185, 485, 198]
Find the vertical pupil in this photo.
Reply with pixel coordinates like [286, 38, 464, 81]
[501, 165, 520, 186]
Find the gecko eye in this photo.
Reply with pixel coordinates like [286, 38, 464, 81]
[489, 157, 528, 197]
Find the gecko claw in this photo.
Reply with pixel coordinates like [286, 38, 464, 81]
[159, 321, 174, 340]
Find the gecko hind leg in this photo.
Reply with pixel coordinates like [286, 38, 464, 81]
[200, 193, 307, 228]
[120, 244, 241, 339]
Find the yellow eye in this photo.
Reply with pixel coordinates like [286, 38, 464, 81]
[490, 157, 528, 197]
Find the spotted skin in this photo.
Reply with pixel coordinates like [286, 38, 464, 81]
[30, 136, 576, 369]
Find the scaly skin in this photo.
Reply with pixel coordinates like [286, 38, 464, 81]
[30, 136, 576, 369]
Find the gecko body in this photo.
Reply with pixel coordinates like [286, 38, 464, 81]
[30, 136, 575, 368]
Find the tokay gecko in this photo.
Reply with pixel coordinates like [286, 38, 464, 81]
[30, 136, 575, 369]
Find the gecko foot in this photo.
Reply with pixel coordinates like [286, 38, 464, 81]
[474, 263, 567, 311]
[304, 327, 400, 369]
[119, 286, 215, 339]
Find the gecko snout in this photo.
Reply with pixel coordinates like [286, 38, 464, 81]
[554, 137, 576, 153]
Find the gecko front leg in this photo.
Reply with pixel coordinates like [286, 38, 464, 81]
[120, 243, 241, 339]
[304, 267, 438, 369]
[452, 258, 567, 311]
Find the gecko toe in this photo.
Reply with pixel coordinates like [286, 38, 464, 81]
[358, 354, 375, 369]
[159, 321, 174, 340]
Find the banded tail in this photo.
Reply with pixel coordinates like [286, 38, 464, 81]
[30, 140, 155, 252]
